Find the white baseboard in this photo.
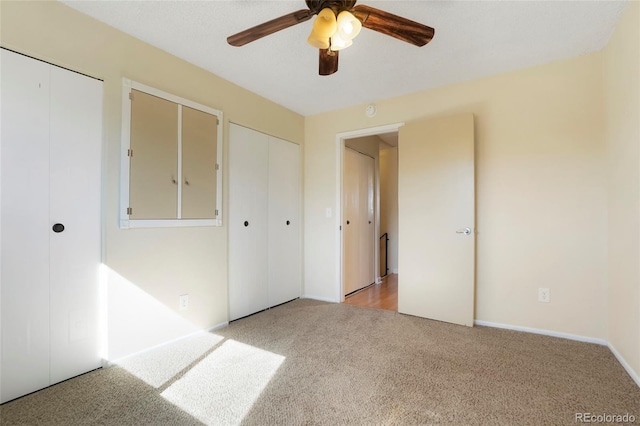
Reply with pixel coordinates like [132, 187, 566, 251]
[474, 320, 607, 345]
[608, 342, 640, 388]
[301, 295, 337, 303]
[106, 322, 228, 366]
[392, 268, 399, 274]
[209, 321, 229, 332]
[474, 320, 640, 388]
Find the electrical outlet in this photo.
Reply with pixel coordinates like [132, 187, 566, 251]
[538, 288, 550, 303]
[179, 294, 189, 310]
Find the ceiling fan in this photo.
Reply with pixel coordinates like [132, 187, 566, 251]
[227, 0, 435, 76]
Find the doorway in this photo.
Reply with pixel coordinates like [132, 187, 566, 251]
[336, 115, 475, 325]
[339, 125, 401, 311]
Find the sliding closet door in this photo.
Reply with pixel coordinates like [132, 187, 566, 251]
[48, 65, 103, 384]
[229, 124, 269, 320]
[0, 49, 52, 404]
[343, 148, 361, 295]
[268, 137, 301, 307]
[343, 148, 375, 296]
[359, 154, 375, 288]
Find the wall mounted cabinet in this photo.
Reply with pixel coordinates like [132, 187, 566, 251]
[120, 79, 223, 228]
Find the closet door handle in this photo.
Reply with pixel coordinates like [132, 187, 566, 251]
[52, 223, 65, 233]
[346, 220, 350, 225]
[286, 220, 290, 225]
[244, 221, 249, 227]
[184, 177, 190, 186]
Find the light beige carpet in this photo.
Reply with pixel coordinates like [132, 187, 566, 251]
[1, 299, 638, 425]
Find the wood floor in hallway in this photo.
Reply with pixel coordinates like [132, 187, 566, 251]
[343, 274, 398, 311]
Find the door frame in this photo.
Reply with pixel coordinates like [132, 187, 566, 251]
[335, 122, 404, 302]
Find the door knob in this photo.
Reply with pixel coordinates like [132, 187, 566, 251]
[346, 220, 350, 225]
[244, 221, 249, 227]
[456, 227, 472, 235]
[286, 220, 290, 225]
[52, 223, 65, 233]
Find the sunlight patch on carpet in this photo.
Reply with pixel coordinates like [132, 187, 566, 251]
[161, 339, 285, 425]
[117, 332, 223, 388]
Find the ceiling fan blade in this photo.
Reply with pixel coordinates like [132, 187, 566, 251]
[227, 9, 313, 47]
[352, 5, 435, 47]
[319, 49, 338, 76]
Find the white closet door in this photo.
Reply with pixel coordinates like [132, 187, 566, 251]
[359, 154, 375, 288]
[49, 66, 103, 384]
[267, 137, 301, 307]
[343, 148, 360, 295]
[229, 124, 269, 320]
[0, 49, 52, 403]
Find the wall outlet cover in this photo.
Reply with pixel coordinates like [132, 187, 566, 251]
[179, 294, 189, 310]
[538, 288, 550, 303]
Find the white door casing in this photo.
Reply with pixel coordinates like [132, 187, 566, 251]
[398, 113, 475, 327]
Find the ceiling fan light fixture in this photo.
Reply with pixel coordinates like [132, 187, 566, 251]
[336, 10, 362, 41]
[307, 8, 337, 49]
[329, 34, 353, 51]
[226, 2, 435, 76]
[307, 34, 330, 49]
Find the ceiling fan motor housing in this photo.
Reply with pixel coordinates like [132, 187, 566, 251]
[306, 0, 357, 14]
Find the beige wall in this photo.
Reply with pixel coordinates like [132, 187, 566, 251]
[0, 0, 304, 359]
[604, 1, 640, 379]
[305, 52, 607, 339]
[379, 145, 398, 274]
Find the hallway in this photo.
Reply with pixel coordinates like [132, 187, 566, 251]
[343, 274, 397, 312]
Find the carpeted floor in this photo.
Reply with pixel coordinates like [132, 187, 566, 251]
[1, 299, 639, 425]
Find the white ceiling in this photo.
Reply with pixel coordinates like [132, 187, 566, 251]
[61, 0, 628, 116]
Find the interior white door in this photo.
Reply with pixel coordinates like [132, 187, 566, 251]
[1, 49, 52, 404]
[48, 65, 103, 384]
[343, 148, 360, 295]
[228, 124, 269, 320]
[268, 137, 301, 307]
[398, 113, 475, 326]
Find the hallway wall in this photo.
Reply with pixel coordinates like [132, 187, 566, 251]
[379, 144, 398, 275]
